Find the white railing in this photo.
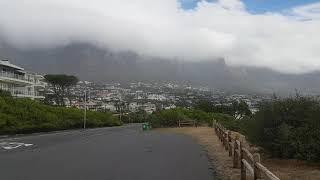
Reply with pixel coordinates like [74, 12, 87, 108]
[0, 87, 34, 97]
[0, 71, 32, 82]
[13, 90, 34, 96]
[34, 81, 47, 87]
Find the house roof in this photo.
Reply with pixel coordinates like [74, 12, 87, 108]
[0, 60, 25, 71]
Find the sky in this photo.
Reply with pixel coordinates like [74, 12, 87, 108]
[0, 0, 320, 74]
[180, 0, 320, 12]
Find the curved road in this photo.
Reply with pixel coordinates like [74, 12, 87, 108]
[0, 124, 215, 180]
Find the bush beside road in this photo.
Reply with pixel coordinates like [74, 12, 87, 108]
[0, 92, 122, 135]
[215, 96, 320, 163]
[150, 95, 320, 163]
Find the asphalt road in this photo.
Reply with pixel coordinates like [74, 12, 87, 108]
[0, 124, 215, 180]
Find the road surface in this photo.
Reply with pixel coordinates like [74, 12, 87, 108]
[0, 124, 215, 180]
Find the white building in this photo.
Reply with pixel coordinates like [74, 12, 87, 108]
[0, 60, 46, 99]
[143, 102, 156, 114]
[102, 103, 117, 112]
[164, 104, 176, 110]
[129, 102, 140, 112]
[147, 94, 167, 101]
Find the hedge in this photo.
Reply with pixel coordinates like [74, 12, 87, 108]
[0, 95, 122, 134]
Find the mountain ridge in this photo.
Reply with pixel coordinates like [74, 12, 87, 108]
[1, 42, 320, 95]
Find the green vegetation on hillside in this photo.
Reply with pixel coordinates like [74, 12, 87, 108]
[195, 100, 252, 119]
[210, 96, 320, 162]
[149, 96, 320, 162]
[243, 96, 320, 162]
[0, 92, 122, 135]
[121, 110, 148, 124]
[147, 107, 234, 128]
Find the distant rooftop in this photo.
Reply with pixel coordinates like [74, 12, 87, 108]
[0, 59, 24, 71]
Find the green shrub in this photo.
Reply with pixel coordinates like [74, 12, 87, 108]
[148, 108, 235, 128]
[146, 96, 320, 163]
[0, 96, 122, 134]
[207, 96, 320, 162]
[244, 96, 320, 162]
[211, 113, 238, 129]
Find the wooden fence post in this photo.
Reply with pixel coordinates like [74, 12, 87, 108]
[233, 138, 240, 168]
[228, 131, 232, 157]
[221, 129, 224, 145]
[216, 125, 219, 137]
[220, 128, 223, 142]
[253, 153, 261, 180]
[240, 141, 246, 180]
[233, 140, 237, 168]
[214, 123, 280, 180]
[224, 132, 228, 151]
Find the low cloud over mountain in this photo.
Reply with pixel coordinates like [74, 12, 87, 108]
[0, 0, 320, 73]
[1, 43, 320, 95]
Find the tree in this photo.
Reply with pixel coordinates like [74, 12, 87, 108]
[44, 74, 78, 106]
[251, 96, 320, 161]
[195, 100, 213, 113]
[195, 100, 251, 120]
[232, 100, 252, 120]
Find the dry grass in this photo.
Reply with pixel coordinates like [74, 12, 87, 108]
[157, 127, 320, 180]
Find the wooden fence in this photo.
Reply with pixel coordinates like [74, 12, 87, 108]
[178, 119, 196, 127]
[214, 123, 280, 180]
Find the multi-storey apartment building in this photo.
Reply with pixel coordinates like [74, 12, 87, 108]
[0, 59, 46, 99]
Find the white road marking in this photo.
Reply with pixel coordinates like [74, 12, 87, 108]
[0, 142, 33, 150]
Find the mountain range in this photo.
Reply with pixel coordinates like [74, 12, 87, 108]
[1, 42, 319, 95]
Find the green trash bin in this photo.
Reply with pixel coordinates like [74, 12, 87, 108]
[142, 123, 148, 131]
[142, 122, 152, 131]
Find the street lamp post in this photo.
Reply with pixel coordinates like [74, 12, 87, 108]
[84, 87, 87, 129]
[117, 101, 122, 122]
[119, 104, 122, 122]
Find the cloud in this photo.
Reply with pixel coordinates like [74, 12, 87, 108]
[217, 0, 245, 10]
[0, 0, 319, 74]
[291, 2, 320, 20]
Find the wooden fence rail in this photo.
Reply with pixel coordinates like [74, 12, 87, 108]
[214, 123, 280, 180]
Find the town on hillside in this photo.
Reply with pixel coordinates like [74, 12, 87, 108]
[0, 59, 269, 115]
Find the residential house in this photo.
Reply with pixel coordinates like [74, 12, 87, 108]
[0, 59, 46, 99]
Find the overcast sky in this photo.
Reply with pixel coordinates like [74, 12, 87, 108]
[0, 0, 320, 73]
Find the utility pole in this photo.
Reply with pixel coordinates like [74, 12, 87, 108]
[118, 101, 122, 122]
[84, 87, 87, 129]
[119, 105, 122, 122]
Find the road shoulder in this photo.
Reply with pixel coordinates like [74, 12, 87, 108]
[158, 127, 320, 180]
[157, 127, 240, 180]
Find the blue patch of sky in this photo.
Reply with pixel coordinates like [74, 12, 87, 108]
[179, 0, 320, 13]
[242, 0, 320, 14]
[179, 0, 213, 10]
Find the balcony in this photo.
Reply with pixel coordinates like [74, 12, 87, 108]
[34, 91, 45, 99]
[34, 81, 47, 88]
[9, 89, 44, 99]
[0, 71, 33, 85]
